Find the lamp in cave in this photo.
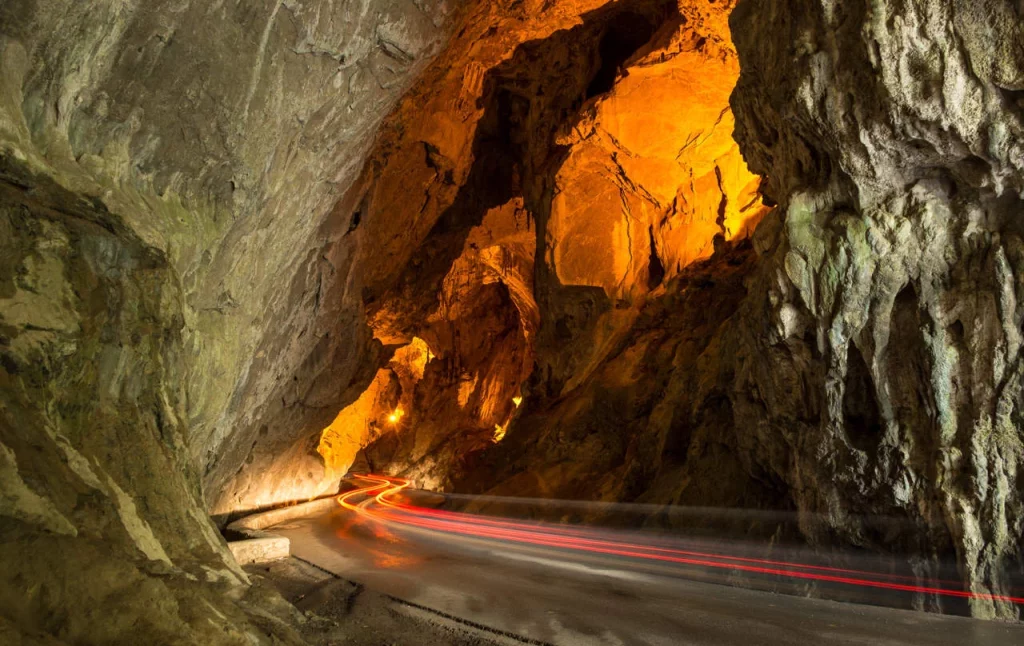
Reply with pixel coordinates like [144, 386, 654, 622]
[388, 407, 405, 425]
[512, 395, 523, 408]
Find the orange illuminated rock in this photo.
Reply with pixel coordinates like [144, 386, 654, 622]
[324, 0, 770, 492]
[351, 0, 637, 306]
[317, 368, 398, 483]
[430, 197, 538, 336]
[317, 337, 430, 481]
[547, 13, 769, 299]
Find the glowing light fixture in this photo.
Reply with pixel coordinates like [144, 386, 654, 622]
[388, 407, 405, 425]
[512, 396, 523, 408]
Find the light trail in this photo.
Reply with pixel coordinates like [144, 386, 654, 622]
[336, 475, 1024, 607]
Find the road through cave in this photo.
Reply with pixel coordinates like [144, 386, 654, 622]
[261, 475, 1024, 645]
[6, 0, 1024, 644]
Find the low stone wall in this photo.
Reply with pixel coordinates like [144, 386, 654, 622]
[227, 497, 339, 565]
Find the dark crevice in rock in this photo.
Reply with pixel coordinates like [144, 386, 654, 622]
[585, 10, 660, 99]
[346, 209, 362, 234]
[646, 226, 665, 289]
[886, 283, 936, 452]
[842, 342, 883, 454]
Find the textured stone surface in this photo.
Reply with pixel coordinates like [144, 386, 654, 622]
[449, 0, 1024, 621]
[320, 0, 771, 492]
[0, 0, 452, 641]
[317, 0, 665, 486]
[1, 0, 453, 516]
[725, 0, 1024, 619]
[548, 9, 767, 299]
[0, 164, 306, 644]
[455, 239, 778, 512]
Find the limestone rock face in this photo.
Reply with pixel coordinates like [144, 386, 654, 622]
[548, 10, 766, 300]
[1, 0, 452, 515]
[0, 163, 307, 645]
[316, 0, 772, 492]
[726, 0, 1024, 619]
[0, 0, 451, 641]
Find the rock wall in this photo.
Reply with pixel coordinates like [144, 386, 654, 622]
[317, 0, 680, 485]
[4, 0, 1023, 638]
[0, 163, 309, 645]
[726, 0, 1024, 619]
[319, 0, 772, 493]
[0, 0, 452, 641]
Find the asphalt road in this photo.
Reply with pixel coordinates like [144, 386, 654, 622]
[267, 477, 1024, 645]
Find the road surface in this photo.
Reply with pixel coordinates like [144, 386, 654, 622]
[266, 475, 1024, 645]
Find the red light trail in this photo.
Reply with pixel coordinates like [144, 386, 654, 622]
[337, 475, 1024, 607]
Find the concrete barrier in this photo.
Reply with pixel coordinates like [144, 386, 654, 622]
[226, 496, 339, 565]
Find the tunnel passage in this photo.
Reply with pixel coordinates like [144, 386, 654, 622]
[314, 0, 772, 496]
[6, 0, 1024, 639]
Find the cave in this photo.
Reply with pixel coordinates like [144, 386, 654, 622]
[4, 1, 1024, 644]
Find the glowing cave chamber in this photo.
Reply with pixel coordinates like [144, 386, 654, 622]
[316, 0, 769, 495]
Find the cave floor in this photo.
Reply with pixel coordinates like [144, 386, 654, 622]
[264, 505, 1024, 646]
[245, 557, 512, 646]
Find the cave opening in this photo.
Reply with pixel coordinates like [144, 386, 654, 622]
[647, 225, 666, 289]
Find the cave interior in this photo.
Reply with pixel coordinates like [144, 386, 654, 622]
[3, 0, 1024, 643]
